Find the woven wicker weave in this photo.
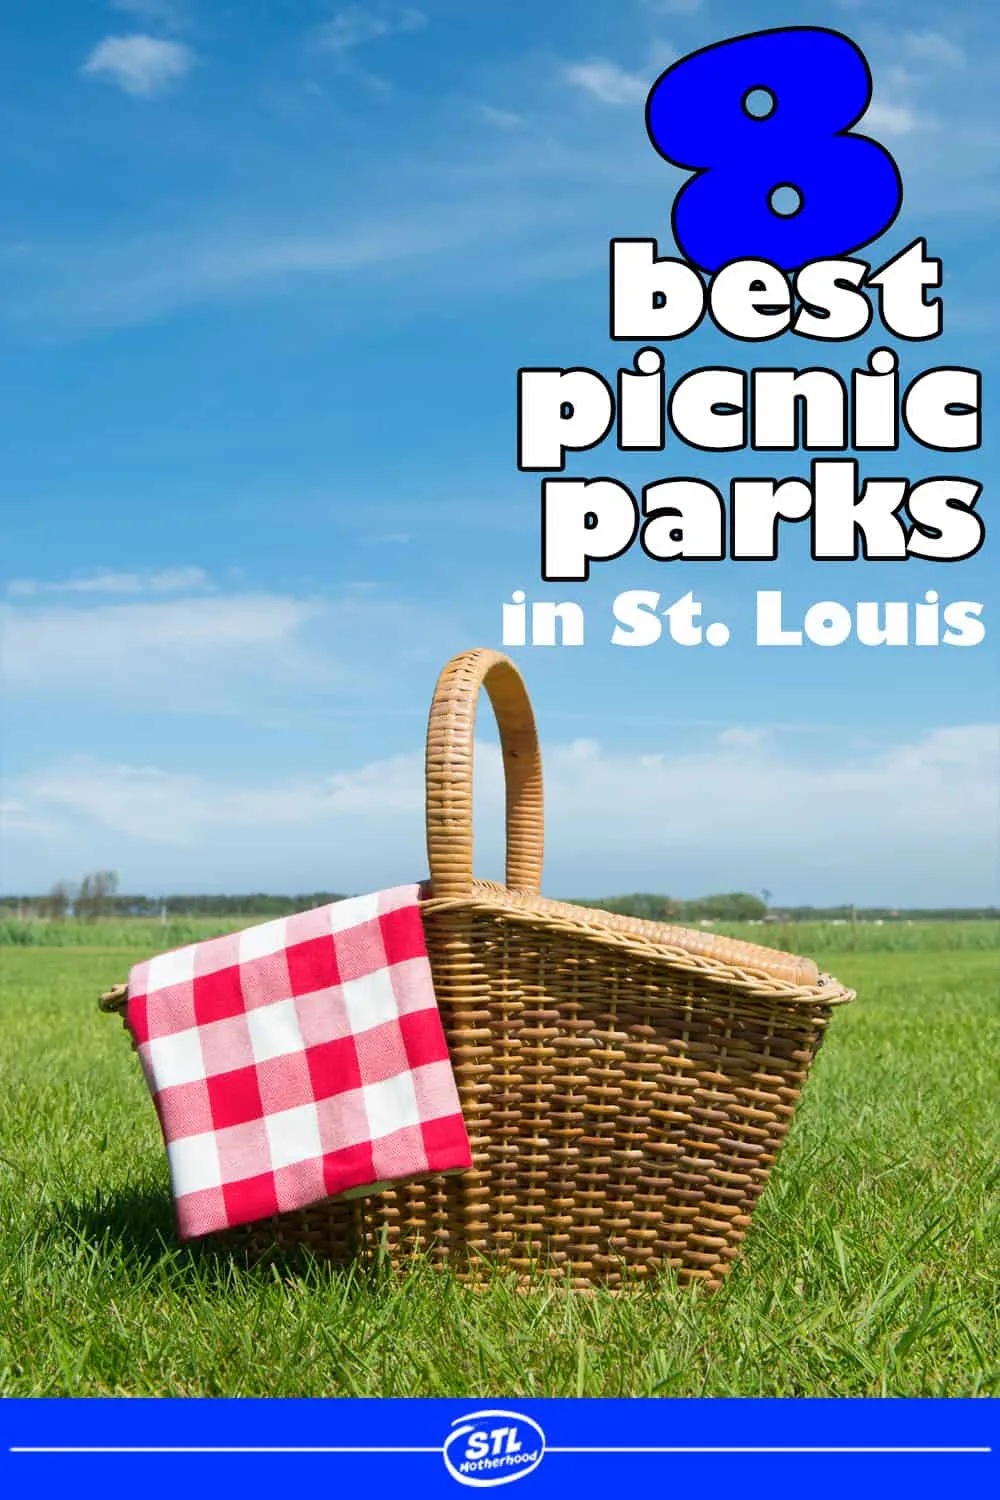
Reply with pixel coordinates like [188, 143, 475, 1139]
[101, 647, 854, 1290]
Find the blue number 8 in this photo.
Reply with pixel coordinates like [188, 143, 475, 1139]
[646, 27, 902, 272]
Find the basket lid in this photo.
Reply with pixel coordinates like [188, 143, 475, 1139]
[421, 879, 854, 1005]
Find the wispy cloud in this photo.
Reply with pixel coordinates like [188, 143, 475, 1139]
[847, 20, 1000, 224]
[0, 800, 65, 844]
[111, 0, 188, 30]
[863, 98, 922, 136]
[857, 32, 965, 140]
[641, 0, 704, 12]
[8, 724, 997, 903]
[859, 60, 933, 137]
[641, 0, 702, 13]
[81, 34, 196, 97]
[564, 60, 648, 106]
[1, 592, 329, 716]
[314, 6, 426, 54]
[310, 5, 427, 97]
[1, 586, 461, 718]
[6, 566, 211, 598]
[16, 752, 424, 846]
[0, 180, 586, 333]
[12, 223, 453, 331]
[902, 31, 965, 69]
[475, 103, 522, 130]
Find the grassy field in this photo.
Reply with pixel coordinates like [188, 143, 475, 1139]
[3, 914, 998, 952]
[0, 924, 996, 1397]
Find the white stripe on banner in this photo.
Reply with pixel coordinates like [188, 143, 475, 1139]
[9, 1445, 993, 1455]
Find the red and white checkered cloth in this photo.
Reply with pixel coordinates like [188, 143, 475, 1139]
[126, 885, 471, 1240]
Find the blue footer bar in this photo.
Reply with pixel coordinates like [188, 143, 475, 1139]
[2, 1399, 995, 1499]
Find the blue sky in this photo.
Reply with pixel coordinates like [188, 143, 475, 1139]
[1, 0, 997, 906]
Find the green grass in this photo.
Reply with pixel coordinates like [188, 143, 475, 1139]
[0, 916, 233, 949]
[0, 942, 997, 1396]
[3, 914, 998, 952]
[713, 919, 1000, 954]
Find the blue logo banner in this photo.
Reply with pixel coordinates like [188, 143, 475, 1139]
[1, 1398, 995, 1499]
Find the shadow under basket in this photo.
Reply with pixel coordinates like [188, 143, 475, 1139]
[100, 647, 854, 1291]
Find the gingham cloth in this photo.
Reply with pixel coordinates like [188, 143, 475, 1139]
[126, 885, 472, 1240]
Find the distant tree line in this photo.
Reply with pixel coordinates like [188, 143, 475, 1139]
[576, 894, 999, 922]
[576, 892, 771, 922]
[2, 877, 996, 924]
[122, 892, 349, 917]
[772, 904, 1000, 922]
[1, 880, 348, 921]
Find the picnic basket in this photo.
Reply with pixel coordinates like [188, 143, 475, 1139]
[101, 647, 854, 1289]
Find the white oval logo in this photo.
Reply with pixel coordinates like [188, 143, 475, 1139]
[442, 1409, 546, 1488]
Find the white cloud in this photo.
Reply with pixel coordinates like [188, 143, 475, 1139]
[0, 586, 461, 719]
[902, 31, 965, 69]
[0, 800, 64, 842]
[6, 566, 210, 598]
[8, 725, 998, 905]
[476, 104, 522, 130]
[645, 40, 678, 73]
[859, 62, 931, 137]
[8, 207, 504, 331]
[863, 99, 922, 136]
[716, 726, 768, 749]
[5, 594, 313, 659]
[315, 6, 426, 54]
[18, 751, 425, 846]
[855, 33, 961, 142]
[564, 61, 648, 106]
[539, 725, 1000, 904]
[111, 0, 187, 28]
[642, 1, 702, 13]
[81, 34, 195, 97]
[1, 592, 328, 715]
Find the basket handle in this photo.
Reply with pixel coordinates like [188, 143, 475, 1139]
[425, 649, 543, 898]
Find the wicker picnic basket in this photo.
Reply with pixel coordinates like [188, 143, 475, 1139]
[101, 647, 854, 1289]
